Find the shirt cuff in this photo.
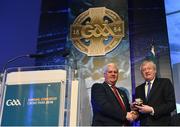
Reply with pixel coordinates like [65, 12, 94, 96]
[150, 107, 154, 115]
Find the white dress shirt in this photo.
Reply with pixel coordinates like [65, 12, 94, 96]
[145, 79, 155, 98]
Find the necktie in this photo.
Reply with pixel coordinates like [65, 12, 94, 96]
[111, 85, 126, 112]
[147, 81, 151, 99]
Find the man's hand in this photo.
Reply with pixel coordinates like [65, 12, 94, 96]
[126, 111, 139, 122]
[130, 102, 138, 111]
[126, 112, 134, 122]
[130, 111, 139, 120]
[135, 104, 154, 114]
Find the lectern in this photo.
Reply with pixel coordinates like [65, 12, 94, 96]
[0, 65, 79, 126]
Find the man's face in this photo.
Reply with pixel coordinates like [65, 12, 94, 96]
[104, 64, 118, 85]
[141, 62, 156, 81]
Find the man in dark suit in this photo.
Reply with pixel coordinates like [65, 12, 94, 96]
[171, 113, 180, 125]
[134, 60, 176, 126]
[91, 63, 138, 126]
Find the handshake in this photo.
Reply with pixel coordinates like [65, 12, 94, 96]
[126, 98, 154, 122]
[126, 110, 139, 122]
[126, 98, 143, 122]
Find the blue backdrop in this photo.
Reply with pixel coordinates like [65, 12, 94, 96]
[0, 0, 41, 72]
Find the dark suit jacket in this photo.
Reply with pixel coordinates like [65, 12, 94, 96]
[171, 113, 180, 126]
[135, 78, 176, 126]
[91, 82, 131, 126]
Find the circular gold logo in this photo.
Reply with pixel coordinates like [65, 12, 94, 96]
[70, 7, 124, 56]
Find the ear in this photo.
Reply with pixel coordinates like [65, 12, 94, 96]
[155, 69, 157, 74]
[104, 72, 106, 77]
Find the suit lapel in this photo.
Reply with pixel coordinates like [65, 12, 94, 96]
[117, 89, 126, 105]
[103, 82, 117, 103]
[102, 82, 124, 110]
[141, 83, 147, 103]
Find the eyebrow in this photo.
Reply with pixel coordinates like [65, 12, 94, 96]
[107, 70, 118, 72]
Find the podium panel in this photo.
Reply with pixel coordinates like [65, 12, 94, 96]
[2, 83, 62, 126]
[0, 66, 74, 126]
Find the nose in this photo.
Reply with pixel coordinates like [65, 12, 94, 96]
[143, 68, 149, 73]
[144, 70, 149, 73]
[112, 71, 117, 75]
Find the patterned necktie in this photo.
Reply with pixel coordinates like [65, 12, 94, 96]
[111, 85, 126, 112]
[147, 81, 151, 99]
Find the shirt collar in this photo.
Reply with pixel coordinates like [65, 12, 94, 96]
[146, 78, 155, 85]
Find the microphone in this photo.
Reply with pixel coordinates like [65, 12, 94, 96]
[27, 53, 45, 58]
[0, 53, 46, 85]
[28, 49, 70, 58]
[0, 54, 31, 84]
[1, 50, 70, 74]
[1, 50, 70, 73]
[0, 51, 70, 84]
[1, 53, 44, 75]
[61, 50, 70, 57]
[2, 54, 31, 74]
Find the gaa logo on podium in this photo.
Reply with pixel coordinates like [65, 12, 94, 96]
[70, 7, 124, 56]
[6, 99, 21, 106]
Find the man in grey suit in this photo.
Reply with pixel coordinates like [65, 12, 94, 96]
[91, 63, 138, 126]
[134, 60, 176, 125]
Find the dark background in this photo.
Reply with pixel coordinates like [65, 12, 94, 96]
[0, 0, 41, 72]
[0, 0, 179, 71]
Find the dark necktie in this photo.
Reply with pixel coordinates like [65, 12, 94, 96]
[147, 81, 151, 99]
[111, 85, 126, 112]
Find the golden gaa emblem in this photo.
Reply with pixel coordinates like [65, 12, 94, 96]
[70, 7, 124, 56]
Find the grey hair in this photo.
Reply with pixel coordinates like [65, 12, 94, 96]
[103, 63, 118, 74]
[140, 60, 156, 71]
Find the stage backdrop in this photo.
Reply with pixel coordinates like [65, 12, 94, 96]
[68, 0, 131, 125]
[164, 0, 180, 113]
[129, 0, 173, 88]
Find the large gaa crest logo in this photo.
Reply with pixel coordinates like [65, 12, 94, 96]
[70, 7, 124, 56]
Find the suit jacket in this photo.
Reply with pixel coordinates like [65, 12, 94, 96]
[135, 78, 176, 126]
[171, 113, 180, 126]
[91, 82, 131, 126]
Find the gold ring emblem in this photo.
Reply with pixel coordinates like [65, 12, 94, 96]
[70, 7, 124, 56]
